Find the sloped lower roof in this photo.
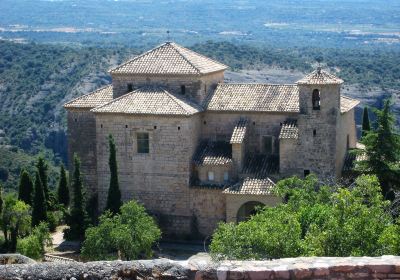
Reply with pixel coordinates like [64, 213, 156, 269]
[230, 119, 248, 144]
[91, 87, 202, 116]
[223, 177, 276, 195]
[297, 69, 343, 85]
[193, 141, 232, 166]
[206, 84, 299, 113]
[242, 154, 279, 177]
[341, 95, 360, 113]
[110, 42, 228, 75]
[64, 85, 113, 109]
[279, 120, 298, 139]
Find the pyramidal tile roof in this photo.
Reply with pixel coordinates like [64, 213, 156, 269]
[297, 68, 344, 85]
[206, 84, 299, 113]
[91, 86, 202, 116]
[109, 42, 228, 75]
[64, 85, 113, 109]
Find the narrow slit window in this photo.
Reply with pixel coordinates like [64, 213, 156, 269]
[127, 83, 133, 92]
[312, 89, 321, 110]
[181, 85, 186, 95]
[208, 171, 215, 181]
[223, 171, 229, 182]
[263, 136, 273, 155]
[313, 129, 317, 137]
[137, 132, 149, 154]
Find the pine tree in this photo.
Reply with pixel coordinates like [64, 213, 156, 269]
[36, 157, 49, 204]
[65, 155, 88, 240]
[362, 106, 371, 137]
[32, 171, 47, 227]
[105, 134, 122, 215]
[18, 169, 33, 205]
[57, 164, 69, 207]
[358, 99, 400, 199]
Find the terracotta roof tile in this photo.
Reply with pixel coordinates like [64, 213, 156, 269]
[341, 95, 360, 113]
[206, 84, 299, 113]
[279, 120, 298, 139]
[193, 141, 232, 166]
[64, 85, 113, 109]
[242, 154, 279, 177]
[110, 42, 228, 75]
[230, 119, 248, 144]
[223, 177, 276, 195]
[297, 68, 344, 85]
[91, 86, 202, 116]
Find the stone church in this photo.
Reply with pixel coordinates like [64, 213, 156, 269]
[64, 42, 360, 236]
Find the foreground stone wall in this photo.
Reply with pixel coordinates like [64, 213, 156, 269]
[2, 255, 400, 280]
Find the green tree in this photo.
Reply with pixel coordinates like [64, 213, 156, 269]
[362, 106, 371, 137]
[18, 169, 33, 205]
[357, 99, 400, 199]
[36, 157, 49, 204]
[1, 195, 31, 252]
[32, 172, 47, 227]
[17, 222, 52, 260]
[57, 164, 69, 207]
[210, 175, 398, 260]
[64, 155, 88, 240]
[105, 135, 122, 215]
[81, 200, 161, 261]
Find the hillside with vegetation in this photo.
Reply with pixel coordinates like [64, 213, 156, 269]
[0, 39, 399, 191]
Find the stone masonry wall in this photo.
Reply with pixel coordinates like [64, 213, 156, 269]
[67, 109, 98, 195]
[279, 138, 300, 177]
[335, 107, 357, 176]
[296, 84, 341, 179]
[94, 113, 202, 236]
[111, 72, 224, 104]
[4, 255, 400, 280]
[189, 188, 226, 237]
[225, 194, 281, 222]
[202, 112, 297, 155]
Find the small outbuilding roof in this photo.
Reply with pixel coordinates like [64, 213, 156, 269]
[223, 177, 276, 195]
[63, 85, 113, 109]
[109, 42, 228, 75]
[193, 141, 232, 166]
[230, 119, 248, 144]
[279, 120, 298, 140]
[341, 95, 360, 113]
[91, 86, 202, 116]
[206, 84, 299, 113]
[297, 68, 344, 85]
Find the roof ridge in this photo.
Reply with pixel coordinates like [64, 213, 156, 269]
[64, 84, 112, 107]
[109, 42, 168, 73]
[219, 83, 297, 86]
[91, 86, 140, 112]
[169, 43, 201, 75]
[161, 87, 200, 115]
[171, 42, 229, 70]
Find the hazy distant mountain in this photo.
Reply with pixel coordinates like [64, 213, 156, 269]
[1, 0, 399, 48]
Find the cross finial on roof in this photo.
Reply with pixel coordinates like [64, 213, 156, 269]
[166, 30, 171, 42]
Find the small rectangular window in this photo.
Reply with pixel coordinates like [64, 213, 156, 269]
[263, 136, 273, 155]
[208, 171, 215, 181]
[127, 83, 133, 92]
[181, 85, 186, 95]
[223, 171, 229, 182]
[304, 170, 310, 177]
[313, 129, 317, 137]
[137, 132, 149, 154]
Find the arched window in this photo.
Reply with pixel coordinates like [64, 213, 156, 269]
[312, 89, 321, 110]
